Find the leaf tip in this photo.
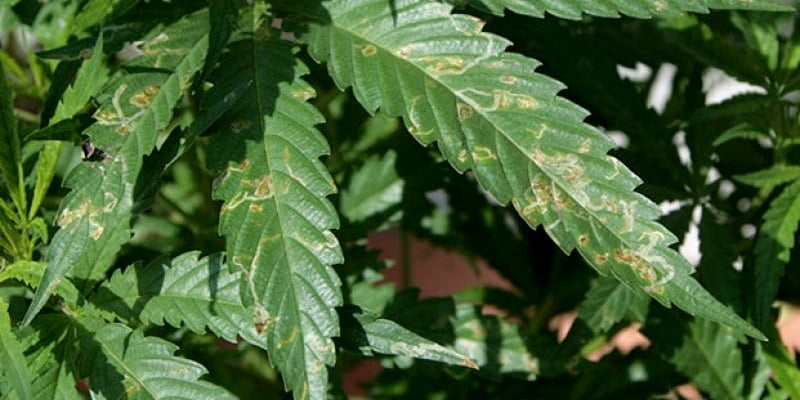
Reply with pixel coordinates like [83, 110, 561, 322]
[20, 288, 49, 327]
[20, 307, 37, 328]
[740, 322, 767, 342]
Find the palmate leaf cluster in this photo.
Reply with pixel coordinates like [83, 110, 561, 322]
[0, 0, 798, 399]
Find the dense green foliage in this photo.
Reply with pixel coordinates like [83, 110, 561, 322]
[0, 0, 799, 398]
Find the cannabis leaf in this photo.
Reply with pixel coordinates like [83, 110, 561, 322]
[341, 150, 404, 222]
[452, 304, 539, 379]
[85, 323, 236, 399]
[2, 0, 796, 396]
[753, 180, 800, 328]
[762, 340, 800, 399]
[735, 165, 800, 189]
[0, 261, 80, 306]
[50, 35, 108, 123]
[0, 300, 31, 400]
[0, 59, 24, 220]
[713, 124, 769, 147]
[340, 306, 478, 369]
[207, 16, 343, 400]
[305, 0, 761, 339]
[23, 10, 210, 325]
[468, 0, 793, 19]
[671, 319, 744, 400]
[71, 0, 140, 34]
[578, 276, 649, 333]
[9, 315, 82, 400]
[94, 251, 265, 347]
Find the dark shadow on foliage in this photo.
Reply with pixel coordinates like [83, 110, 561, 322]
[75, 321, 127, 398]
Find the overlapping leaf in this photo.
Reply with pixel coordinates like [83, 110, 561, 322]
[50, 36, 109, 123]
[306, 0, 761, 338]
[671, 319, 744, 400]
[339, 306, 477, 369]
[468, 0, 792, 20]
[94, 251, 265, 347]
[577, 275, 649, 333]
[0, 60, 24, 216]
[696, 208, 742, 309]
[713, 124, 769, 147]
[0, 261, 80, 306]
[5, 315, 82, 400]
[23, 10, 210, 325]
[451, 305, 539, 379]
[71, 0, 141, 33]
[762, 339, 800, 399]
[735, 165, 800, 189]
[0, 300, 31, 400]
[753, 180, 800, 328]
[207, 21, 343, 400]
[86, 324, 235, 399]
[341, 150, 404, 222]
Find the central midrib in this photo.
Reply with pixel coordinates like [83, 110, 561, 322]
[329, 18, 662, 261]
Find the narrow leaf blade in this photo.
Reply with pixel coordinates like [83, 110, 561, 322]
[71, 0, 140, 33]
[735, 166, 800, 189]
[31, 34, 107, 221]
[753, 180, 800, 328]
[0, 60, 24, 216]
[468, 0, 793, 20]
[713, 124, 769, 147]
[339, 306, 478, 369]
[29, 142, 63, 221]
[51, 35, 109, 122]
